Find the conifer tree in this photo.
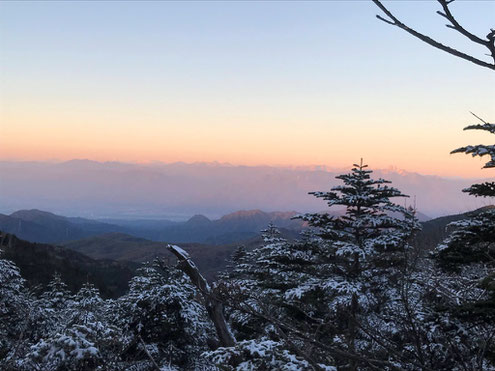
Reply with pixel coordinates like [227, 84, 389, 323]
[37, 273, 73, 335]
[115, 262, 214, 370]
[0, 254, 29, 368]
[298, 160, 420, 366]
[425, 117, 495, 368]
[224, 224, 325, 340]
[27, 283, 121, 371]
[214, 225, 333, 369]
[435, 116, 494, 292]
[216, 162, 420, 370]
[42, 273, 72, 308]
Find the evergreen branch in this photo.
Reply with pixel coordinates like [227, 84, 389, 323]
[462, 182, 495, 198]
[451, 145, 495, 168]
[225, 293, 401, 370]
[463, 123, 495, 134]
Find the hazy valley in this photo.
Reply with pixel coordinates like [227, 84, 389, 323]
[1, 160, 490, 220]
[1, 205, 490, 296]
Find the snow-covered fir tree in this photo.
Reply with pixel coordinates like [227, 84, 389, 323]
[424, 117, 495, 369]
[214, 162, 421, 370]
[213, 225, 333, 369]
[297, 160, 420, 368]
[41, 273, 72, 311]
[0, 252, 30, 370]
[36, 273, 74, 336]
[114, 261, 215, 370]
[27, 282, 122, 371]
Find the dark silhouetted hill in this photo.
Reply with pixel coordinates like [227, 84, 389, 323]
[60, 232, 282, 280]
[0, 231, 136, 298]
[416, 206, 495, 250]
[0, 209, 125, 244]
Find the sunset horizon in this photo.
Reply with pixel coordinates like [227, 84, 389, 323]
[2, 1, 494, 179]
[1, 155, 494, 180]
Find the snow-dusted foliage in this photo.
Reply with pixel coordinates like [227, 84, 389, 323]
[213, 226, 337, 368]
[41, 273, 73, 312]
[452, 117, 495, 197]
[298, 161, 420, 366]
[114, 262, 215, 370]
[0, 255, 216, 370]
[451, 121, 495, 169]
[205, 338, 327, 371]
[0, 254, 30, 369]
[436, 209, 495, 272]
[216, 162, 423, 369]
[26, 283, 122, 371]
[424, 209, 495, 369]
[414, 261, 495, 370]
[418, 116, 495, 369]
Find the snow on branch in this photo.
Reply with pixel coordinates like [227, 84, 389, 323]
[451, 114, 495, 169]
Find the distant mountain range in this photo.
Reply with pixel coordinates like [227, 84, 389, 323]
[0, 208, 304, 245]
[104, 209, 304, 245]
[62, 208, 492, 274]
[1, 160, 491, 219]
[0, 209, 125, 244]
[2, 207, 493, 294]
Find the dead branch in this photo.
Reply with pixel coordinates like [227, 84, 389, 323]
[138, 335, 161, 371]
[372, 0, 495, 71]
[167, 244, 236, 348]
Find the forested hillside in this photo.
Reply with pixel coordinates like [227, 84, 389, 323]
[0, 232, 136, 298]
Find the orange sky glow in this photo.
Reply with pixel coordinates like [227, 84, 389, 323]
[1, 106, 493, 178]
[1, 1, 494, 179]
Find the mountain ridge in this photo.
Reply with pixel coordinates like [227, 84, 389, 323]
[1, 160, 490, 219]
[0, 208, 305, 245]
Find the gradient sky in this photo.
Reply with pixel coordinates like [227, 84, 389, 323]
[1, 1, 494, 178]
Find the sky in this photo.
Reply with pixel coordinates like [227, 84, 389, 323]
[1, 1, 494, 178]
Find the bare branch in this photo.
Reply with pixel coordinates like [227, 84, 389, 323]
[372, 0, 495, 71]
[470, 111, 488, 125]
[437, 0, 490, 47]
[376, 14, 395, 26]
